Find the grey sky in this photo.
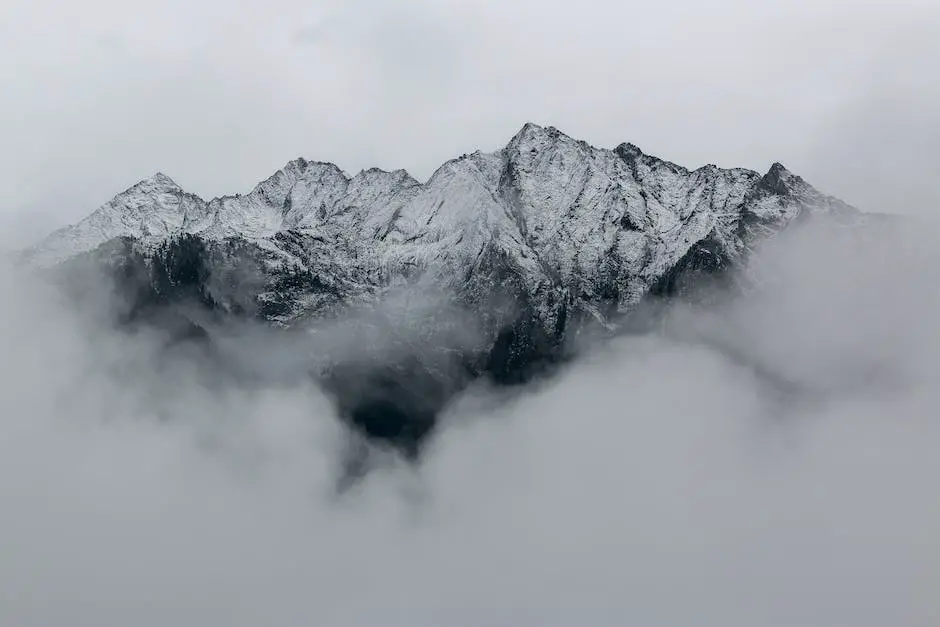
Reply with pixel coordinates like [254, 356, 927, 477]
[1, 0, 938, 231]
[3, 5, 939, 624]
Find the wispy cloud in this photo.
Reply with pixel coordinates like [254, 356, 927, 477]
[1, 213, 938, 625]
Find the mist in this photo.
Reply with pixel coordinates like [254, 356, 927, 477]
[1, 215, 939, 626]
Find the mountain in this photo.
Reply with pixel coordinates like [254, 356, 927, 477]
[24, 123, 870, 456]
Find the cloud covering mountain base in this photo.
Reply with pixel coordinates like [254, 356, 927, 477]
[1, 217, 939, 626]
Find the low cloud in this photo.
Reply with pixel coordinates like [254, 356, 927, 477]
[1, 215, 938, 626]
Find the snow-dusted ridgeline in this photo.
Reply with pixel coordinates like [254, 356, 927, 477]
[23, 123, 875, 452]
[28, 124, 859, 323]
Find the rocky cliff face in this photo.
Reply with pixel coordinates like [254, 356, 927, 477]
[25, 123, 870, 455]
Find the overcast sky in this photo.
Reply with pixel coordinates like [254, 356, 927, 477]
[2, 4, 940, 623]
[1, 0, 938, 235]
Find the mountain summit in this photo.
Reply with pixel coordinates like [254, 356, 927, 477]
[25, 124, 869, 454]
[29, 124, 859, 318]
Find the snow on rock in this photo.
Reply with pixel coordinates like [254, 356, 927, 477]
[26, 173, 202, 266]
[25, 124, 862, 325]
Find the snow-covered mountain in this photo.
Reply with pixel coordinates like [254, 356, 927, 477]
[25, 123, 871, 453]
[29, 124, 859, 318]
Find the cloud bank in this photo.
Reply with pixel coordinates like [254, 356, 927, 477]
[0, 215, 938, 626]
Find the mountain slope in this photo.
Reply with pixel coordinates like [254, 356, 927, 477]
[25, 123, 868, 455]
[30, 124, 858, 318]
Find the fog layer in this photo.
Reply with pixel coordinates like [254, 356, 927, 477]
[1, 217, 938, 626]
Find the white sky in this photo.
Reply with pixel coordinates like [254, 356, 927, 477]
[2, 5, 940, 622]
[1, 0, 938, 236]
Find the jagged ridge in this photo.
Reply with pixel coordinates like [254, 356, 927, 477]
[30, 124, 861, 325]
[25, 123, 868, 457]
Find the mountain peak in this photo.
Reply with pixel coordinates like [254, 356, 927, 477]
[756, 162, 802, 196]
[283, 157, 309, 172]
[352, 167, 420, 188]
[26, 125, 861, 274]
[615, 142, 645, 161]
[508, 122, 563, 141]
[767, 162, 791, 176]
[135, 172, 180, 190]
[279, 158, 345, 178]
[22, 127, 874, 460]
[513, 121, 546, 135]
[506, 123, 582, 157]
